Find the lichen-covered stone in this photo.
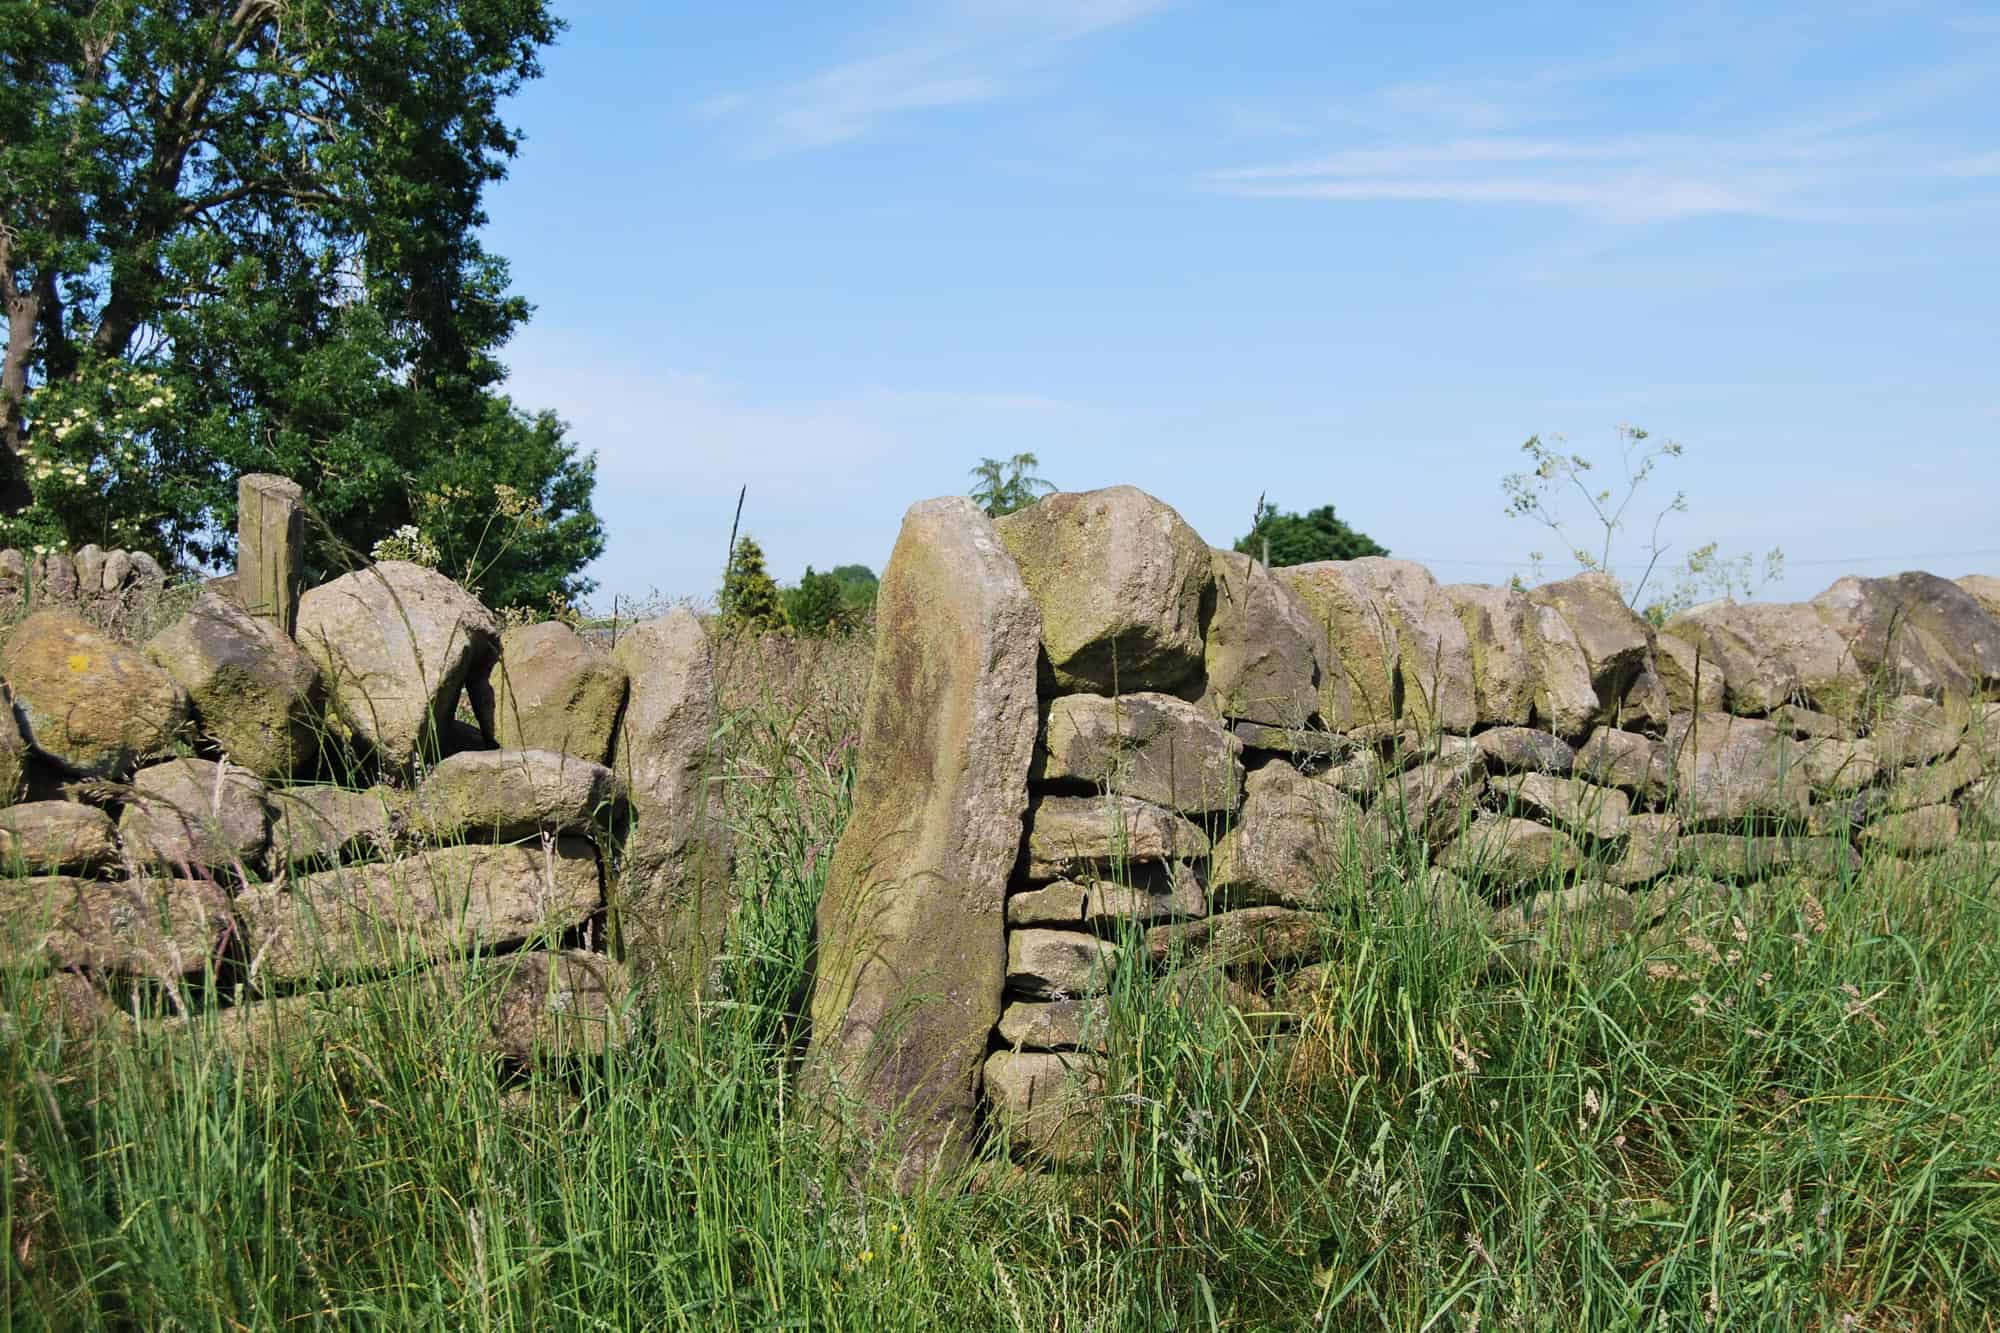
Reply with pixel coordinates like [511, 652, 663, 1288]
[1370, 750, 1486, 843]
[1007, 929, 1119, 999]
[0, 690, 26, 804]
[1812, 572, 2000, 698]
[1673, 833, 1857, 882]
[234, 839, 601, 985]
[998, 997, 1109, 1052]
[1473, 727, 1575, 776]
[984, 1050, 1104, 1163]
[1528, 603, 1600, 738]
[1143, 906, 1325, 969]
[145, 589, 323, 778]
[1866, 695, 1961, 768]
[1884, 746, 1985, 812]
[1958, 575, 2000, 622]
[1040, 691, 1244, 814]
[1605, 813, 1681, 887]
[1489, 880, 1642, 969]
[269, 785, 405, 866]
[1861, 804, 1960, 855]
[0, 801, 118, 874]
[1493, 772, 1631, 841]
[1800, 737, 1881, 795]
[609, 609, 731, 990]
[411, 748, 622, 843]
[295, 562, 501, 770]
[1339, 558, 1476, 733]
[995, 486, 1211, 695]
[1203, 549, 1323, 726]
[1665, 713, 1810, 824]
[1024, 794, 1210, 880]
[1439, 815, 1582, 882]
[1443, 583, 1539, 727]
[803, 498, 1041, 1189]
[1665, 601, 1864, 718]
[1006, 864, 1205, 928]
[1527, 574, 1653, 722]
[492, 620, 629, 763]
[1, 608, 188, 778]
[1281, 561, 1400, 729]
[0, 875, 232, 975]
[1209, 760, 1363, 907]
[118, 758, 271, 874]
[1650, 630, 1726, 715]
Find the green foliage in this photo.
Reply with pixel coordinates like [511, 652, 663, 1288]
[827, 563, 878, 616]
[0, 0, 603, 607]
[719, 535, 786, 633]
[1233, 499, 1388, 566]
[1503, 425, 1784, 620]
[782, 566, 848, 637]
[968, 452, 1053, 518]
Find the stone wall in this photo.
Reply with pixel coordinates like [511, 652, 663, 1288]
[808, 486, 2000, 1178]
[0, 543, 173, 637]
[4, 524, 729, 1059]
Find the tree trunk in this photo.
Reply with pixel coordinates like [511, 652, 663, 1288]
[0, 236, 40, 512]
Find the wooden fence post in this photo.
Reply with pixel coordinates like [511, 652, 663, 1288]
[237, 473, 304, 633]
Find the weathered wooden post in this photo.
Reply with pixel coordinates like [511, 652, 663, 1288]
[237, 473, 304, 633]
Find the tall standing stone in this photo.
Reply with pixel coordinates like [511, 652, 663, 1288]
[609, 609, 729, 993]
[237, 474, 304, 634]
[1203, 548, 1325, 726]
[804, 497, 1042, 1189]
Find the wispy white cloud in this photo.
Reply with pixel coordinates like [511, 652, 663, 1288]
[699, 0, 1168, 153]
[1207, 53, 2000, 225]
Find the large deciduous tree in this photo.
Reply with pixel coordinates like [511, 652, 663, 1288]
[0, 0, 603, 606]
[1234, 500, 1386, 566]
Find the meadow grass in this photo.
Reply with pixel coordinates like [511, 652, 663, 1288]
[4, 631, 1999, 1330]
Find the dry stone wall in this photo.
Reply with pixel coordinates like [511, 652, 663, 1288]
[808, 485, 2000, 1179]
[3, 500, 730, 1062]
[0, 543, 172, 637]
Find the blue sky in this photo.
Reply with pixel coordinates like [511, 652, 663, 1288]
[487, 0, 2000, 609]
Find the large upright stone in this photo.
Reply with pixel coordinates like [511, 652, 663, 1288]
[1812, 572, 2000, 698]
[0, 608, 188, 777]
[1650, 630, 1726, 714]
[804, 497, 1042, 1189]
[1203, 549, 1324, 726]
[1664, 601, 1863, 718]
[295, 562, 501, 770]
[1527, 604, 1600, 738]
[1281, 561, 1399, 728]
[1665, 713, 1810, 824]
[492, 620, 629, 763]
[237, 474, 305, 632]
[146, 588, 324, 778]
[1443, 583, 1539, 727]
[1339, 559, 1476, 733]
[608, 609, 729, 989]
[1527, 574, 1652, 723]
[1040, 691, 1243, 815]
[995, 486, 1210, 695]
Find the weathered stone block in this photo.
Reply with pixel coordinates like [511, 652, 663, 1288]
[146, 589, 323, 779]
[1473, 726, 1575, 776]
[984, 1050, 1104, 1163]
[1527, 573, 1652, 722]
[1040, 691, 1244, 814]
[996, 486, 1211, 695]
[493, 620, 628, 763]
[1024, 794, 1210, 880]
[1665, 713, 1810, 824]
[1493, 772, 1631, 841]
[1144, 906, 1325, 969]
[1203, 549, 1323, 726]
[295, 562, 501, 770]
[1007, 929, 1119, 999]
[0, 801, 118, 874]
[803, 497, 1041, 1189]
[411, 748, 622, 843]
[269, 784, 406, 866]
[118, 758, 271, 874]
[1210, 760, 1362, 907]
[1443, 583, 1539, 727]
[2, 608, 188, 777]
[1439, 814, 1582, 883]
[0, 875, 232, 975]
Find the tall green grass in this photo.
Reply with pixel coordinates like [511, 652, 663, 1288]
[4, 631, 1999, 1329]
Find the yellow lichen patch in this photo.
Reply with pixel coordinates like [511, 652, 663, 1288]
[67, 653, 91, 673]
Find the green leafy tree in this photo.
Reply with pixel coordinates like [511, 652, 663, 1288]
[0, 0, 603, 606]
[968, 453, 1053, 518]
[1502, 426, 1784, 622]
[719, 535, 786, 634]
[828, 563, 878, 616]
[1234, 501, 1387, 566]
[783, 566, 847, 637]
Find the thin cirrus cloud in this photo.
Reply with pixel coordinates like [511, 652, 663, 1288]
[697, 0, 1169, 153]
